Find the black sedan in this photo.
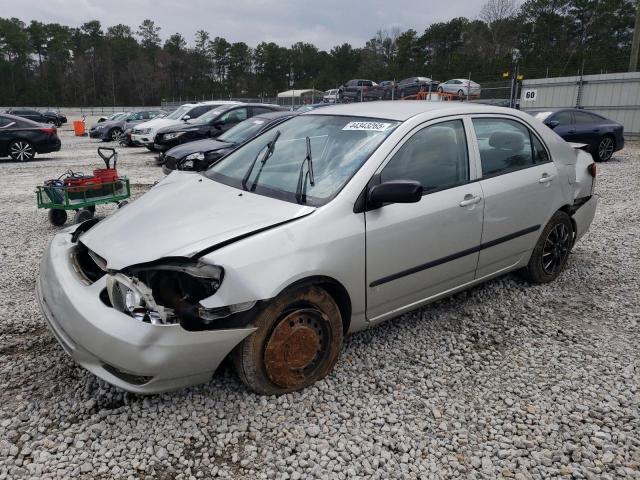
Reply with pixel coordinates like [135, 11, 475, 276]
[0, 114, 61, 161]
[153, 103, 283, 152]
[5, 108, 65, 127]
[161, 111, 296, 173]
[396, 76, 440, 98]
[529, 108, 624, 162]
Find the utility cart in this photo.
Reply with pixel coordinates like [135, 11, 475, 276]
[36, 147, 130, 226]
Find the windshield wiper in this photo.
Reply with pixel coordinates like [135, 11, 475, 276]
[295, 136, 315, 204]
[241, 130, 281, 191]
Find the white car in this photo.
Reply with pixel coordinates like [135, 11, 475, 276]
[37, 102, 597, 395]
[323, 89, 339, 103]
[438, 79, 481, 98]
[131, 101, 239, 151]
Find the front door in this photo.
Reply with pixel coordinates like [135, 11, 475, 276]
[365, 118, 484, 323]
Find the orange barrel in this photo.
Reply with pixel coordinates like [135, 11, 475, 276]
[73, 120, 86, 136]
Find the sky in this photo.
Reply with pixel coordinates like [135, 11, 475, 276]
[2, 0, 486, 50]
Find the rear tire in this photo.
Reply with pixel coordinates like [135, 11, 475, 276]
[595, 135, 614, 162]
[232, 285, 344, 395]
[48, 209, 67, 226]
[521, 211, 573, 284]
[9, 140, 35, 161]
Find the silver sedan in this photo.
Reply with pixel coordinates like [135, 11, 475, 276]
[37, 102, 598, 394]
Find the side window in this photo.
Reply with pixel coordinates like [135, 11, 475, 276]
[531, 134, 550, 164]
[573, 111, 599, 124]
[0, 117, 13, 128]
[472, 118, 534, 177]
[380, 119, 469, 193]
[221, 108, 248, 124]
[253, 107, 275, 115]
[553, 111, 573, 126]
[187, 106, 211, 119]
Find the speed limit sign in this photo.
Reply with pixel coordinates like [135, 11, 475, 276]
[522, 89, 537, 101]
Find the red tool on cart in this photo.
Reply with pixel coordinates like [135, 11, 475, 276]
[36, 147, 131, 226]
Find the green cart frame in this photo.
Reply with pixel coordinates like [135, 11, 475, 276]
[36, 177, 131, 226]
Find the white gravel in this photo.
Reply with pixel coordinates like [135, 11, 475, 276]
[0, 124, 638, 479]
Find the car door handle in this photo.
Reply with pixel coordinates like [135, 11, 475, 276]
[592, 128, 600, 132]
[539, 174, 555, 184]
[568, 130, 576, 133]
[459, 195, 482, 207]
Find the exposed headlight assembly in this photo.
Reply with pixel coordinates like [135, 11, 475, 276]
[107, 261, 224, 326]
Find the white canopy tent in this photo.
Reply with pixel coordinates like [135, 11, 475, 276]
[276, 89, 325, 107]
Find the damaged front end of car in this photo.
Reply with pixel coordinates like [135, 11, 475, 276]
[72, 241, 258, 332]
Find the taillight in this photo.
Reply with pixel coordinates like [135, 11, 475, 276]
[40, 127, 56, 135]
[588, 163, 596, 177]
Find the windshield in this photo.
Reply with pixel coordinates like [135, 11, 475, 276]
[533, 111, 553, 121]
[111, 113, 128, 121]
[191, 106, 226, 124]
[218, 116, 277, 144]
[165, 105, 191, 120]
[206, 115, 399, 206]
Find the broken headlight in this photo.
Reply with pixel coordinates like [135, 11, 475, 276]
[107, 261, 224, 325]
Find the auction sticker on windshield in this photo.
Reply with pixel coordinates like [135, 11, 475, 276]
[342, 121, 392, 131]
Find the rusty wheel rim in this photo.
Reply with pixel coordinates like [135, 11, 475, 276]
[264, 308, 330, 389]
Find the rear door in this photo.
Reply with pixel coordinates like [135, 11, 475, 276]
[365, 117, 484, 323]
[470, 115, 562, 278]
[571, 110, 604, 146]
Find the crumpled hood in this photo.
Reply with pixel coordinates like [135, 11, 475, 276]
[166, 138, 233, 160]
[80, 172, 315, 270]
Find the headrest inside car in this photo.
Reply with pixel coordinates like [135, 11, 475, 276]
[489, 131, 525, 151]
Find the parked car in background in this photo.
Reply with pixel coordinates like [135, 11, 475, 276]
[339, 79, 378, 102]
[131, 102, 239, 151]
[120, 112, 168, 147]
[96, 112, 126, 123]
[89, 109, 164, 142]
[5, 108, 66, 126]
[397, 77, 440, 98]
[0, 113, 61, 161]
[38, 102, 598, 395]
[43, 110, 67, 126]
[89, 112, 129, 140]
[323, 89, 339, 103]
[438, 79, 481, 98]
[529, 108, 624, 162]
[162, 110, 296, 173]
[153, 103, 282, 152]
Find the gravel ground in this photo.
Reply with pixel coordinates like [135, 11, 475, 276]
[0, 124, 638, 479]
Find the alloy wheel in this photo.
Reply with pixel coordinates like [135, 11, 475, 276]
[10, 141, 34, 161]
[542, 223, 571, 275]
[598, 137, 614, 161]
[264, 308, 331, 390]
[111, 129, 123, 141]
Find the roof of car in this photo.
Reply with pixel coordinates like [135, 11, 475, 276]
[304, 101, 515, 121]
[0, 113, 40, 125]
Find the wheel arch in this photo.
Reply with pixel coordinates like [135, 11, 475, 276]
[277, 275, 352, 335]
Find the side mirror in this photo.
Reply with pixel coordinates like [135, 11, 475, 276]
[368, 180, 423, 206]
[212, 120, 223, 129]
[183, 115, 191, 122]
[546, 120, 559, 129]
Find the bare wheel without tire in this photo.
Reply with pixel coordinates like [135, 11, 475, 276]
[9, 140, 35, 161]
[521, 211, 573, 284]
[233, 285, 344, 395]
[595, 135, 614, 162]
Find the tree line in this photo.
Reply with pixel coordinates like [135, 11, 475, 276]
[0, 0, 636, 107]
